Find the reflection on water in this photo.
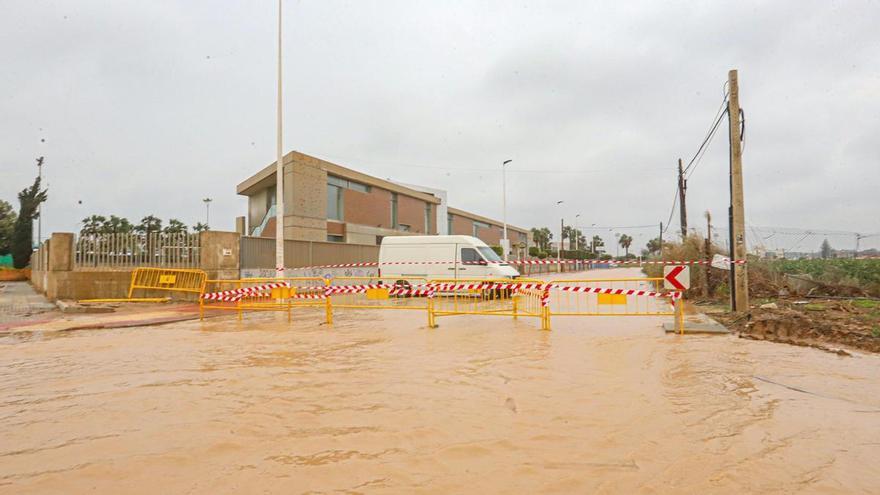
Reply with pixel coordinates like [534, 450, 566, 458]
[2, 302, 879, 493]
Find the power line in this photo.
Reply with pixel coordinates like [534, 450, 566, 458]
[682, 91, 729, 177]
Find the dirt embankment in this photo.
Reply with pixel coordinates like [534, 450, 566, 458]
[714, 299, 880, 354]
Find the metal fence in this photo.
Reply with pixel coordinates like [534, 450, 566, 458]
[240, 236, 379, 269]
[74, 233, 201, 270]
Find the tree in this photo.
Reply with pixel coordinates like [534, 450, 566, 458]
[193, 222, 209, 233]
[646, 237, 661, 255]
[530, 227, 552, 251]
[101, 215, 133, 235]
[163, 219, 188, 234]
[81, 215, 107, 236]
[618, 234, 633, 256]
[591, 235, 604, 253]
[134, 215, 162, 236]
[12, 176, 48, 268]
[820, 238, 833, 259]
[0, 200, 16, 255]
[561, 226, 586, 250]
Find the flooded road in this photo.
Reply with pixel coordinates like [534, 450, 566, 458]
[2, 269, 879, 493]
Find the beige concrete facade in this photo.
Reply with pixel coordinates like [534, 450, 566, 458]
[237, 151, 531, 250]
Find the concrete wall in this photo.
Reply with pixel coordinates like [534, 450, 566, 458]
[30, 231, 243, 301]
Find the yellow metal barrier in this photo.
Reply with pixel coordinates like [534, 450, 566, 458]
[200, 277, 331, 323]
[108, 267, 208, 302]
[427, 278, 549, 330]
[546, 277, 683, 333]
[326, 276, 431, 327]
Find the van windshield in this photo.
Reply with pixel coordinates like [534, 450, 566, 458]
[477, 247, 503, 263]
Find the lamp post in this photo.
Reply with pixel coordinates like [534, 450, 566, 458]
[203, 198, 212, 228]
[274, 0, 285, 279]
[501, 159, 512, 261]
[556, 200, 564, 269]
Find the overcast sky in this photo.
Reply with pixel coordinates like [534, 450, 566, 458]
[2, 0, 878, 252]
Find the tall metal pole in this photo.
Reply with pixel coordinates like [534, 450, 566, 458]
[659, 222, 663, 259]
[727, 69, 748, 311]
[203, 198, 212, 228]
[559, 217, 564, 272]
[275, 0, 285, 278]
[36, 156, 43, 245]
[502, 159, 512, 261]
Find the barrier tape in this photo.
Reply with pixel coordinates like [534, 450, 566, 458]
[201, 281, 291, 300]
[552, 285, 682, 308]
[271, 258, 747, 270]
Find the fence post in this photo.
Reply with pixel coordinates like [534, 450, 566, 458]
[324, 278, 333, 325]
[676, 297, 684, 335]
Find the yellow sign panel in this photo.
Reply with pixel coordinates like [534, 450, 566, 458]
[366, 288, 390, 300]
[597, 293, 627, 305]
[158, 275, 177, 285]
[270, 287, 294, 299]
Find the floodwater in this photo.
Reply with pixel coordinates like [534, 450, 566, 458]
[2, 269, 879, 493]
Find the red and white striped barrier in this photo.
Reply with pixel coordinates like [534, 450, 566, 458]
[551, 285, 682, 308]
[271, 258, 747, 271]
[201, 281, 291, 301]
[201, 292, 245, 302]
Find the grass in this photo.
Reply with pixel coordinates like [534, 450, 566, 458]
[852, 299, 880, 309]
[803, 303, 827, 312]
[873, 326, 880, 338]
[767, 259, 880, 296]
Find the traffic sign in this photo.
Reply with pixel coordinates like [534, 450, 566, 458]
[663, 265, 690, 290]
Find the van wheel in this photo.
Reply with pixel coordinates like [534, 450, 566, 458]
[395, 280, 412, 297]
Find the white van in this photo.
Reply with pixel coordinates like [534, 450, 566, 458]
[378, 235, 520, 280]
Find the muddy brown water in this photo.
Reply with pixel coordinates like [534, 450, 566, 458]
[2, 269, 879, 493]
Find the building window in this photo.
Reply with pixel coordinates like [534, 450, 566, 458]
[398, 223, 411, 232]
[266, 187, 276, 210]
[329, 175, 370, 193]
[391, 193, 399, 229]
[327, 234, 344, 243]
[327, 184, 343, 221]
[424, 204, 432, 234]
[447, 214, 453, 235]
[472, 220, 490, 237]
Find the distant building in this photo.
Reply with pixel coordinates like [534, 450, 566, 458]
[236, 151, 530, 254]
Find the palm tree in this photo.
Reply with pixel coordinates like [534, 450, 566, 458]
[101, 215, 133, 234]
[134, 215, 162, 236]
[618, 234, 633, 256]
[163, 219, 188, 234]
[591, 235, 604, 253]
[193, 222, 209, 233]
[80, 215, 106, 236]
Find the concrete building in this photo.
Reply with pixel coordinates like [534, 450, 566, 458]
[236, 151, 530, 253]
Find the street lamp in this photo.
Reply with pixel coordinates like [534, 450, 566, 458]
[556, 200, 564, 268]
[501, 159, 512, 261]
[203, 198, 212, 229]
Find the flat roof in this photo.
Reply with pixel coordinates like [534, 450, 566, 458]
[237, 151, 440, 204]
[447, 207, 529, 234]
[237, 151, 529, 235]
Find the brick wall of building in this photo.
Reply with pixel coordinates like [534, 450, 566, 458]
[397, 194, 431, 234]
[344, 187, 392, 229]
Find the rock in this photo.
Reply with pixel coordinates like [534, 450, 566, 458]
[760, 302, 779, 310]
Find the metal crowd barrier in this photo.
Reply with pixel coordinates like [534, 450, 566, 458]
[197, 276, 684, 334]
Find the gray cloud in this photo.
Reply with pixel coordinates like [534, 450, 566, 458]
[1, 0, 878, 252]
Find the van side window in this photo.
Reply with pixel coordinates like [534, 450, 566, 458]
[461, 248, 483, 264]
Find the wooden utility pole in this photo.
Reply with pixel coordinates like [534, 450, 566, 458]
[704, 211, 712, 297]
[727, 69, 749, 311]
[678, 158, 688, 239]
